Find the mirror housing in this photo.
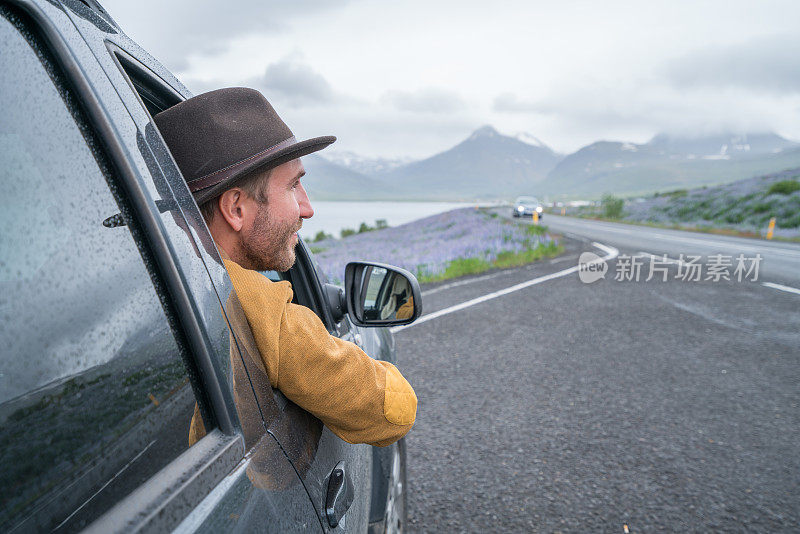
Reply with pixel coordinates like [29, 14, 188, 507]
[344, 262, 422, 327]
[324, 283, 346, 323]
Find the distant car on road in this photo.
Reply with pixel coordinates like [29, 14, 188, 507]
[512, 196, 544, 218]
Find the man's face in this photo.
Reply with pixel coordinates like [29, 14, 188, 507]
[239, 158, 313, 272]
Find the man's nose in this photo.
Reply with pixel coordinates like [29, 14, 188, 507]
[297, 182, 314, 219]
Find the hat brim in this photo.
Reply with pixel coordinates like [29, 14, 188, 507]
[192, 135, 336, 204]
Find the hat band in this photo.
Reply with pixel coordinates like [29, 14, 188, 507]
[188, 136, 298, 192]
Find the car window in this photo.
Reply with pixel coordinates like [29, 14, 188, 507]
[0, 8, 204, 532]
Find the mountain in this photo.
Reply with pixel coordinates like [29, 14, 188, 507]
[378, 126, 563, 200]
[301, 154, 399, 200]
[543, 132, 800, 197]
[319, 150, 414, 175]
[302, 129, 800, 201]
[647, 132, 798, 159]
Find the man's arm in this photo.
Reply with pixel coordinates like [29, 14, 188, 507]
[224, 259, 417, 447]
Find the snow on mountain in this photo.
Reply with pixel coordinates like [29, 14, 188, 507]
[514, 132, 547, 148]
[468, 125, 499, 141]
[320, 150, 415, 175]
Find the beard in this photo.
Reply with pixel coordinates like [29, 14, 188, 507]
[240, 203, 301, 272]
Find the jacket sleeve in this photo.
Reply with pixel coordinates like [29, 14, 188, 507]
[224, 259, 417, 447]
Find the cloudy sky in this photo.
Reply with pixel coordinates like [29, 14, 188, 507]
[103, 0, 800, 159]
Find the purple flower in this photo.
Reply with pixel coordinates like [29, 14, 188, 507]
[310, 208, 557, 284]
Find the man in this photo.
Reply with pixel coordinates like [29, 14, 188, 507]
[154, 87, 416, 447]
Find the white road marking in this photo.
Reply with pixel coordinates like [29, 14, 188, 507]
[422, 270, 507, 297]
[549, 255, 574, 264]
[552, 217, 800, 258]
[762, 282, 800, 296]
[637, 251, 685, 266]
[392, 242, 618, 333]
[634, 253, 800, 296]
[646, 231, 800, 258]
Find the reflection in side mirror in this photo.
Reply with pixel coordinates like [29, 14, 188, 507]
[344, 262, 423, 327]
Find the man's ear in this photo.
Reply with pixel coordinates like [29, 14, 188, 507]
[217, 188, 247, 232]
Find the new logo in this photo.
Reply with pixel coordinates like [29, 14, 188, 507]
[578, 252, 607, 283]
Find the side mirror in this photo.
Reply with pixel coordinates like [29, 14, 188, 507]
[344, 262, 422, 327]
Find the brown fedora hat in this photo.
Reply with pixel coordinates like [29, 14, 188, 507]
[154, 87, 335, 204]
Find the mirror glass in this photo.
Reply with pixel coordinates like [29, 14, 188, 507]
[360, 266, 416, 322]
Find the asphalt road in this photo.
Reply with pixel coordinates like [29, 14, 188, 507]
[396, 215, 800, 532]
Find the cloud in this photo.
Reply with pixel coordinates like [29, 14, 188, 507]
[380, 88, 466, 114]
[664, 34, 800, 94]
[103, 0, 351, 71]
[492, 93, 544, 114]
[256, 59, 335, 107]
[486, 77, 800, 154]
[273, 99, 479, 158]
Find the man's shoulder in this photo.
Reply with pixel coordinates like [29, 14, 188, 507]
[223, 258, 294, 305]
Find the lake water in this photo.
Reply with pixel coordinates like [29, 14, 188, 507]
[298, 201, 477, 240]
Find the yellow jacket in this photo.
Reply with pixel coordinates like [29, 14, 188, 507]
[222, 258, 417, 447]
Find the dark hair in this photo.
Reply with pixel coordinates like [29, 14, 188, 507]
[199, 167, 272, 223]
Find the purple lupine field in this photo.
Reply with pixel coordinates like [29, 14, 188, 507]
[308, 207, 557, 284]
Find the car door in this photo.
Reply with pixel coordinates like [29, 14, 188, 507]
[0, 1, 322, 531]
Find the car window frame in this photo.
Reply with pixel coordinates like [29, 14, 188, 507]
[291, 239, 338, 332]
[3, 1, 248, 530]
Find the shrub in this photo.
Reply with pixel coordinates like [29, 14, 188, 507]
[752, 202, 773, 214]
[310, 230, 333, 242]
[675, 205, 697, 219]
[601, 194, 624, 219]
[724, 212, 744, 224]
[340, 227, 356, 238]
[778, 213, 800, 228]
[767, 180, 800, 195]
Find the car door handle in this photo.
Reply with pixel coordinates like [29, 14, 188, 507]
[325, 461, 354, 528]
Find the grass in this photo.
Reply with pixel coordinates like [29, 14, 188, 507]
[524, 223, 547, 236]
[494, 241, 562, 268]
[418, 240, 564, 283]
[422, 257, 491, 282]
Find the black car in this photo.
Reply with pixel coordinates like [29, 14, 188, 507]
[0, 0, 420, 532]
